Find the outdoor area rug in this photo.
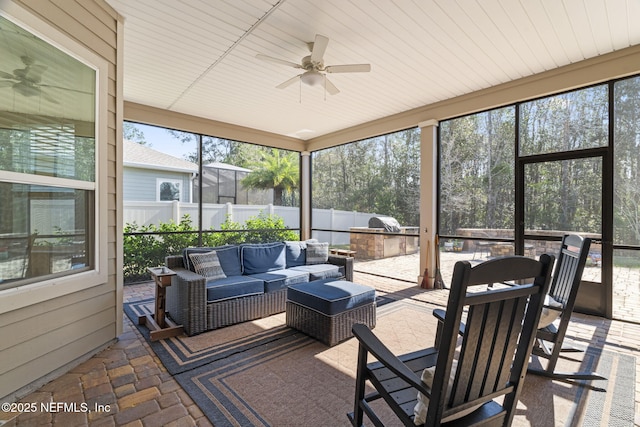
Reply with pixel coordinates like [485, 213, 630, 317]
[125, 297, 635, 427]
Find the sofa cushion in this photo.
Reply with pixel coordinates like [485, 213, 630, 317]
[241, 242, 286, 275]
[188, 251, 226, 280]
[183, 245, 242, 276]
[284, 241, 307, 267]
[213, 245, 243, 276]
[289, 263, 343, 281]
[248, 269, 310, 293]
[205, 275, 264, 303]
[306, 242, 329, 265]
[287, 279, 375, 316]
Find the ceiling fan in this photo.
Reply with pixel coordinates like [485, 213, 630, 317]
[0, 55, 59, 103]
[256, 34, 371, 95]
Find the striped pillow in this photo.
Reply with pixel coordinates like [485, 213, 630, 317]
[188, 251, 226, 280]
[306, 242, 329, 265]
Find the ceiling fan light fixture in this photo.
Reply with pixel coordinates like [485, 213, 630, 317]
[300, 70, 324, 86]
[257, 34, 370, 95]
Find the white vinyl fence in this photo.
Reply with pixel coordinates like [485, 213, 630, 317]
[123, 201, 380, 245]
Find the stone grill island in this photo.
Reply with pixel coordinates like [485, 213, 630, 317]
[350, 216, 419, 260]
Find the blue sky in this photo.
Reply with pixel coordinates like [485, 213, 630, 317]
[129, 122, 197, 159]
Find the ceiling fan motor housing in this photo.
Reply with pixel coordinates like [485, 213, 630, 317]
[256, 34, 370, 94]
[301, 55, 323, 71]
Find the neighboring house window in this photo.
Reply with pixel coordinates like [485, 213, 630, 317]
[157, 179, 181, 201]
[0, 13, 98, 289]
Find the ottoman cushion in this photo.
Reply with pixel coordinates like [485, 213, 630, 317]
[287, 280, 375, 316]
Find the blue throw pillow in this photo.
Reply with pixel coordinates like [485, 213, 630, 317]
[183, 245, 242, 276]
[212, 245, 242, 276]
[241, 242, 286, 274]
[285, 241, 307, 267]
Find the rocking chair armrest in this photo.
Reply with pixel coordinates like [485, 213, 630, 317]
[433, 308, 446, 323]
[433, 308, 466, 335]
[352, 323, 431, 394]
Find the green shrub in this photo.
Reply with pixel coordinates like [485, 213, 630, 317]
[123, 222, 164, 283]
[243, 212, 298, 243]
[123, 212, 299, 283]
[202, 215, 245, 246]
[123, 215, 197, 283]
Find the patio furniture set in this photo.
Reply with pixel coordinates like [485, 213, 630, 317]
[139, 234, 601, 425]
[158, 240, 375, 345]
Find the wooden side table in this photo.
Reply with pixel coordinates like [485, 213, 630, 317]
[138, 267, 184, 341]
[330, 248, 357, 258]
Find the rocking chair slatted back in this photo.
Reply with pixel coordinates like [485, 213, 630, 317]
[528, 234, 606, 382]
[349, 255, 554, 427]
[452, 296, 526, 406]
[549, 234, 589, 309]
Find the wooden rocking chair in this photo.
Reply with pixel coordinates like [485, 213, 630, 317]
[348, 255, 554, 427]
[527, 234, 606, 381]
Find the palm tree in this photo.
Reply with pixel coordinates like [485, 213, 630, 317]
[242, 149, 299, 205]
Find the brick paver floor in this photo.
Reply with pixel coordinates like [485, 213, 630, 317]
[354, 250, 640, 324]
[2, 258, 639, 426]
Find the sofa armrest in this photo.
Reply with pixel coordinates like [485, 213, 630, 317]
[165, 254, 185, 270]
[328, 254, 354, 282]
[164, 262, 207, 336]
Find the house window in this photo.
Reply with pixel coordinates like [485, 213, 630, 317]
[157, 179, 181, 201]
[0, 14, 97, 289]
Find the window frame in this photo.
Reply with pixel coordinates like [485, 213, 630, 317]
[0, 5, 108, 303]
[156, 178, 182, 202]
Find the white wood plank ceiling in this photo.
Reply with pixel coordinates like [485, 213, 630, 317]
[106, 0, 640, 140]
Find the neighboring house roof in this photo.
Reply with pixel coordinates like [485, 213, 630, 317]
[123, 139, 197, 173]
[123, 140, 253, 174]
[203, 161, 252, 173]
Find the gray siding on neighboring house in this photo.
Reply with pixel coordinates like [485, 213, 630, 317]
[123, 167, 193, 202]
[0, 0, 120, 401]
[123, 139, 197, 203]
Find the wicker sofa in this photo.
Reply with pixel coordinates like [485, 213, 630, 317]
[164, 240, 353, 335]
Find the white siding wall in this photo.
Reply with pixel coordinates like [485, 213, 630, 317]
[0, 0, 120, 401]
[123, 167, 192, 202]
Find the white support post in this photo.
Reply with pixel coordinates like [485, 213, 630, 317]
[225, 202, 233, 221]
[418, 120, 438, 288]
[300, 151, 311, 241]
[172, 200, 180, 223]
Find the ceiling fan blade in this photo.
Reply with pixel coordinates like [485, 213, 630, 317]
[40, 88, 59, 104]
[325, 64, 371, 73]
[25, 64, 47, 82]
[13, 82, 39, 97]
[0, 71, 16, 79]
[276, 75, 301, 89]
[40, 85, 92, 95]
[324, 77, 340, 95]
[310, 34, 329, 63]
[256, 54, 301, 69]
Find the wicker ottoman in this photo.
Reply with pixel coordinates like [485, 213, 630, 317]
[286, 279, 376, 346]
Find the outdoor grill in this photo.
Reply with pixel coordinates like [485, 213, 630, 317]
[367, 216, 401, 232]
[350, 216, 418, 260]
